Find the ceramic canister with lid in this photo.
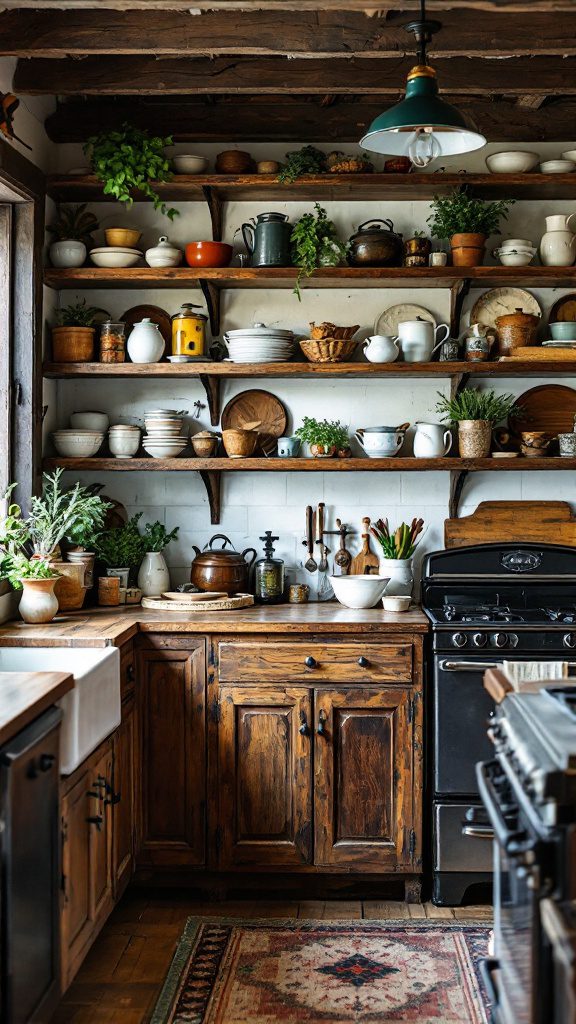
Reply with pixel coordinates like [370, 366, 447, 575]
[494, 307, 540, 355]
[126, 318, 165, 363]
[171, 303, 208, 357]
[145, 235, 182, 268]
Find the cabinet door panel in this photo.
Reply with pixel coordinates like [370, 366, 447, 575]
[89, 746, 113, 921]
[137, 641, 205, 866]
[314, 687, 414, 871]
[218, 686, 312, 869]
[113, 694, 135, 898]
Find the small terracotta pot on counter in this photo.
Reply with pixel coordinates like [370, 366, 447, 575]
[495, 307, 541, 355]
[52, 326, 95, 362]
[190, 533, 257, 594]
[52, 560, 87, 611]
[450, 233, 486, 267]
[98, 575, 120, 607]
[458, 419, 492, 458]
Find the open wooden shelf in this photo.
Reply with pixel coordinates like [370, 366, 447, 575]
[43, 456, 576, 472]
[46, 172, 576, 204]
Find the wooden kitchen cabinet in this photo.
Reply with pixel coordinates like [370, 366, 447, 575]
[112, 691, 135, 898]
[136, 637, 206, 867]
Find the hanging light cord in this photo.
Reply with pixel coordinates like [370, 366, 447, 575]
[419, 0, 428, 65]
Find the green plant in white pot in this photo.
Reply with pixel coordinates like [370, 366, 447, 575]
[436, 388, 515, 458]
[137, 522, 179, 597]
[370, 518, 425, 598]
[0, 488, 60, 623]
[95, 513, 146, 590]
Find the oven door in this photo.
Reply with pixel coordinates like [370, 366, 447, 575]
[434, 656, 499, 796]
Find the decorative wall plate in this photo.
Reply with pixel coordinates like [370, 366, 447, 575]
[549, 293, 576, 323]
[374, 303, 435, 336]
[470, 288, 541, 331]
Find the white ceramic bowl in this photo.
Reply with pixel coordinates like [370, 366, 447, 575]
[109, 424, 141, 432]
[143, 442, 187, 459]
[109, 433, 140, 459]
[383, 595, 411, 612]
[70, 411, 109, 431]
[494, 250, 535, 266]
[89, 247, 142, 269]
[173, 155, 208, 175]
[540, 159, 575, 174]
[52, 431, 104, 457]
[562, 150, 576, 163]
[330, 574, 390, 609]
[501, 238, 534, 248]
[485, 151, 539, 174]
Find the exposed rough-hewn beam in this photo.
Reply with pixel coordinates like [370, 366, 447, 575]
[2, 9, 576, 58]
[1, 0, 575, 9]
[14, 55, 576, 96]
[44, 96, 576, 144]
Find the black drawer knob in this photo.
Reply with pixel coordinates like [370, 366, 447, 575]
[305, 656, 317, 669]
[317, 709, 327, 736]
[299, 711, 310, 737]
[357, 656, 370, 668]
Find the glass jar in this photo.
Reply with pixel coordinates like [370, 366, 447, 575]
[254, 531, 285, 604]
[99, 322, 125, 363]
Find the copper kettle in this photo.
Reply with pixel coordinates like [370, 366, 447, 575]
[190, 533, 257, 594]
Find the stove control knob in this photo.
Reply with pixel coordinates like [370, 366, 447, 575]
[472, 632, 488, 648]
[563, 632, 576, 649]
[493, 632, 508, 649]
[451, 632, 467, 648]
[508, 633, 519, 648]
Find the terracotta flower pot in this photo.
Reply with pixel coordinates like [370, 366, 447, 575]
[450, 233, 486, 268]
[52, 326, 95, 362]
[52, 560, 87, 611]
[458, 419, 492, 458]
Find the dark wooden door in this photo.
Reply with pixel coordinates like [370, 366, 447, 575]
[313, 687, 414, 871]
[217, 685, 312, 869]
[113, 692, 135, 898]
[137, 639, 206, 867]
[89, 745, 114, 921]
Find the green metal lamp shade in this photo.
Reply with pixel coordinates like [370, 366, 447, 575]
[360, 66, 486, 156]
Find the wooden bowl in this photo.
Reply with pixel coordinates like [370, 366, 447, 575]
[215, 149, 253, 174]
[300, 338, 357, 363]
[105, 228, 142, 248]
[185, 241, 233, 268]
[191, 433, 220, 457]
[222, 428, 259, 458]
[309, 322, 359, 340]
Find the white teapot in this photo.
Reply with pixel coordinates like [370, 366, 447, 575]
[363, 335, 399, 363]
[413, 422, 452, 458]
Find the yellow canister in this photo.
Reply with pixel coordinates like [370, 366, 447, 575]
[171, 303, 208, 357]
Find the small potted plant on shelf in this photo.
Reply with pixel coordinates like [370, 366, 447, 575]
[290, 204, 347, 299]
[47, 203, 99, 268]
[295, 417, 351, 458]
[137, 521, 179, 597]
[278, 145, 327, 183]
[427, 189, 513, 267]
[84, 122, 178, 220]
[436, 387, 516, 458]
[95, 513, 146, 592]
[370, 517, 425, 598]
[64, 486, 112, 591]
[52, 299, 109, 363]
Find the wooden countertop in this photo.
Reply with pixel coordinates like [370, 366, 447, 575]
[0, 604, 429, 648]
[0, 671, 74, 746]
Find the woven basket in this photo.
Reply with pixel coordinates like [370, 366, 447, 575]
[309, 322, 359, 341]
[300, 338, 357, 363]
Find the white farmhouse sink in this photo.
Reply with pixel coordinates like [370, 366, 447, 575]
[0, 646, 120, 774]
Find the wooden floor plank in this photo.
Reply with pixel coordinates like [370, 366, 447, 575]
[407, 903, 427, 919]
[363, 901, 410, 920]
[425, 904, 457, 919]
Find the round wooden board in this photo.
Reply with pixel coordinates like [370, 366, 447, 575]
[509, 384, 576, 437]
[222, 389, 287, 456]
[121, 304, 172, 349]
[141, 593, 255, 611]
[549, 293, 576, 324]
[162, 591, 227, 602]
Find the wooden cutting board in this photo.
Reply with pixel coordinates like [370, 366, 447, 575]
[445, 501, 576, 548]
[350, 517, 381, 575]
[500, 348, 576, 361]
[141, 593, 254, 611]
[222, 389, 287, 456]
[509, 384, 576, 437]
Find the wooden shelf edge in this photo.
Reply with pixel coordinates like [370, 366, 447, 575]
[42, 456, 576, 472]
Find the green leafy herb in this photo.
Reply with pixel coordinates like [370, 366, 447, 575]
[94, 514, 146, 571]
[278, 146, 327, 184]
[290, 204, 347, 299]
[295, 417, 350, 450]
[47, 204, 99, 245]
[0, 553, 59, 590]
[436, 388, 516, 424]
[84, 123, 178, 220]
[54, 299, 110, 328]
[27, 469, 112, 558]
[141, 521, 179, 553]
[370, 518, 425, 560]
[427, 189, 513, 239]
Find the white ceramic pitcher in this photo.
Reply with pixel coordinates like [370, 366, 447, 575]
[397, 320, 450, 362]
[363, 335, 400, 363]
[540, 214, 576, 267]
[413, 422, 452, 458]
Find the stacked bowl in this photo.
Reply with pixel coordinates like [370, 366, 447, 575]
[108, 424, 141, 459]
[492, 238, 537, 266]
[223, 325, 295, 363]
[89, 246, 143, 269]
[143, 408, 188, 459]
[52, 429, 104, 457]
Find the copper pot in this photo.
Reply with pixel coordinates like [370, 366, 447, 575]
[190, 533, 257, 594]
[495, 307, 540, 355]
[347, 219, 403, 267]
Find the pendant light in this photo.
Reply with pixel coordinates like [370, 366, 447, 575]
[360, 0, 486, 166]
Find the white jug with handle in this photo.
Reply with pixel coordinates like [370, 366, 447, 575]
[540, 213, 576, 267]
[413, 422, 452, 458]
[362, 335, 400, 363]
[397, 319, 450, 362]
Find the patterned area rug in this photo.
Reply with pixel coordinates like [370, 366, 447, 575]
[151, 917, 491, 1023]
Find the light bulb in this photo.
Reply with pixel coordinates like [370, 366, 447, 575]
[407, 127, 441, 168]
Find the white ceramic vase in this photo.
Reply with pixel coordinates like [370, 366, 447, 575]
[539, 214, 576, 267]
[379, 557, 414, 597]
[49, 239, 87, 268]
[19, 578, 59, 623]
[138, 551, 170, 596]
[127, 317, 165, 363]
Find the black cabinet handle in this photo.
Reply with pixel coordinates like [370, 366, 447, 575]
[104, 791, 121, 806]
[357, 656, 370, 668]
[127, 664, 135, 682]
[299, 711, 310, 736]
[39, 753, 56, 772]
[317, 709, 327, 736]
[305, 656, 317, 669]
[86, 815, 103, 831]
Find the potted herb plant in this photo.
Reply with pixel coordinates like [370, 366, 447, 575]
[0, 487, 60, 623]
[427, 189, 513, 267]
[137, 521, 179, 597]
[295, 417, 351, 458]
[95, 513, 146, 590]
[370, 518, 425, 598]
[278, 145, 327, 184]
[64, 486, 111, 590]
[52, 299, 109, 363]
[290, 204, 347, 299]
[47, 203, 99, 268]
[436, 388, 516, 458]
[84, 123, 178, 220]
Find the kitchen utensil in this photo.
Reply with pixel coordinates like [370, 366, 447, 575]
[355, 424, 408, 458]
[505, 345, 576, 361]
[444, 500, 576, 548]
[108, 429, 140, 459]
[509, 385, 576, 439]
[540, 214, 576, 267]
[403, 234, 432, 267]
[350, 518, 380, 576]
[241, 212, 292, 267]
[254, 532, 285, 604]
[540, 159, 575, 174]
[171, 302, 207, 358]
[485, 151, 539, 173]
[317, 504, 328, 571]
[309, 322, 358, 340]
[470, 288, 541, 331]
[363, 335, 399, 363]
[126, 318, 165, 363]
[257, 160, 280, 174]
[172, 155, 208, 174]
[495, 307, 541, 355]
[299, 338, 357, 363]
[413, 422, 452, 458]
[142, 440, 187, 459]
[492, 247, 536, 267]
[330, 574, 389, 609]
[142, 593, 254, 611]
[221, 390, 287, 456]
[374, 303, 435, 337]
[190, 533, 257, 594]
[184, 241, 233, 268]
[318, 548, 333, 601]
[334, 519, 352, 575]
[549, 322, 576, 341]
[304, 505, 317, 572]
[222, 427, 259, 458]
[121, 304, 171, 348]
[549, 294, 576, 323]
[397, 319, 449, 362]
[105, 228, 142, 248]
[429, 251, 448, 267]
[347, 219, 403, 267]
[145, 236, 182, 268]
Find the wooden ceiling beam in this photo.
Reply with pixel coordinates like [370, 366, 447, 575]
[44, 96, 576, 144]
[1, 10, 575, 59]
[14, 55, 576, 96]
[1, 1, 575, 10]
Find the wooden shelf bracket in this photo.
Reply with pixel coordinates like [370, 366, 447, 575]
[449, 277, 471, 338]
[199, 278, 221, 336]
[201, 185, 223, 243]
[198, 373, 221, 427]
[198, 469, 222, 524]
[449, 468, 469, 519]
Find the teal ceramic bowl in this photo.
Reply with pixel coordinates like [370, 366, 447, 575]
[550, 322, 576, 341]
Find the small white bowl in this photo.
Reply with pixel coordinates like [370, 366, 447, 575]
[485, 151, 539, 174]
[330, 574, 390, 609]
[143, 443, 187, 459]
[562, 150, 576, 163]
[501, 238, 534, 248]
[172, 155, 208, 174]
[70, 411, 109, 431]
[540, 159, 575, 174]
[494, 250, 535, 266]
[89, 247, 142, 269]
[383, 595, 411, 612]
[109, 433, 140, 459]
[52, 431, 104, 457]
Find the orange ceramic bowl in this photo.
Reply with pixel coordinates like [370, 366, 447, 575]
[185, 241, 233, 268]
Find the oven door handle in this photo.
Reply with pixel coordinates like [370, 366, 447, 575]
[439, 660, 500, 672]
[477, 759, 535, 856]
[462, 824, 494, 840]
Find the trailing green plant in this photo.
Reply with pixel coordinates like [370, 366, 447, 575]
[27, 469, 112, 558]
[84, 123, 178, 220]
[94, 513, 146, 570]
[141, 521, 179, 553]
[295, 417, 350, 450]
[370, 518, 425, 560]
[54, 299, 110, 328]
[427, 189, 513, 240]
[278, 145, 327, 184]
[47, 204, 99, 245]
[290, 204, 347, 299]
[436, 388, 516, 424]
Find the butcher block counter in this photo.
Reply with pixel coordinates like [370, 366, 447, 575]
[0, 670, 73, 745]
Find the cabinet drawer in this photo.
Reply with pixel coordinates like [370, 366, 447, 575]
[217, 640, 412, 683]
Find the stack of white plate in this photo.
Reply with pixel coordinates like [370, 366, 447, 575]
[143, 408, 188, 458]
[223, 325, 295, 363]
